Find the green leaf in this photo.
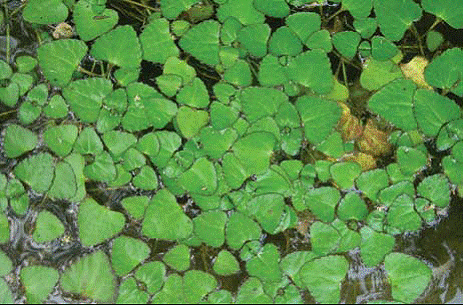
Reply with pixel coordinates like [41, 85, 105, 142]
[133, 165, 158, 190]
[0, 278, 13, 303]
[14, 153, 54, 193]
[417, 174, 450, 208]
[142, 189, 193, 240]
[176, 77, 210, 108]
[193, 210, 227, 247]
[222, 153, 248, 189]
[360, 226, 395, 267]
[296, 96, 342, 145]
[123, 148, 146, 171]
[0, 60, 12, 80]
[251, 194, 287, 234]
[139, 18, 179, 64]
[240, 87, 287, 123]
[280, 251, 317, 287]
[368, 78, 417, 131]
[332, 31, 361, 60]
[258, 54, 288, 87]
[310, 221, 341, 256]
[121, 196, 150, 220]
[237, 24, 270, 57]
[112, 236, 150, 276]
[37, 39, 88, 87]
[337, 191, 369, 221]
[343, 0, 373, 18]
[300, 255, 349, 303]
[179, 20, 220, 66]
[0, 251, 12, 277]
[116, 277, 149, 304]
[135, 261, 166, 294]
[217, 0, 265, 25]
[213, 250, 240, 276]
[18, 101, 41, 125]
[183, 270, 218, 303]
[305, 187, 341, 222]
[200, 127, 238, 159]
[236, 277, 272, 303]
[424, 48, 463, 90]
[103, 130, 137, 158]
[373, 0, 422, 41]
[0, 214, 9, 243]
[43, 125, 78, 157]
[305, 29, 332, 52]
[175, 106, 209, 139]
[415, 89, 461, 136]
[286, 12, 320, 43]
[62, 78, 112, 123]
[223, 59, 253, 87]
[378, 180, 415, 207]
[387, 194, 422, 233]
[150, 131, 182, 168]
[91, 25, 142, 68]
[44, 95, 68, 119]
[233, 132, 276, 176]
[254, 0, 289, 17]
[360, 58, 403, 90]
[160, 0, 199, 19]
[225, 212, 261, 250]
[4, 124, 38, 158]
[78, 198, 125, 246]
[330, 161, 362, 190]
[396, 146, 427, 175]
[73, 127, 104, 155]
[163, 244, 190, 272]
[384, 253, 432, 303]
[426, 31, 444, 52]
[421, 0, 463, 29]
[84, 151, 116, 182]
[73, 0, 118, 41]
[371, 35, 399, 61]
[33, 211, 65, 243]
[0, 83, 20, 107]
[22, 0, 68, 24]
[20, 266, 59, 303]
[354, 17, 377, 39]
[269, 26, 303, 56]
[61, 251, 116, 303]
[246, 243, 282, 283]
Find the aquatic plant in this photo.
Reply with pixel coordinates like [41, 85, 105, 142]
[1, 0, 463, 303]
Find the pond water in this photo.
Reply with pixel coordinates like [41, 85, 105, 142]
[1, 0, 463, 303]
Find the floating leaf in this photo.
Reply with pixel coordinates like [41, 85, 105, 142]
[61, 251, 116, 303]
[22, 0, 68, 24]
[223, 59, 252, 87]
[424, 48, 463, 90]
[300, 255, 349, 303]
[225, 212, 261, 250]
[240, 87, 287, 122]
[140, 18, 179, 64]
[387, 194, 422, 233]
[310, 222, 341, 256]
[396, 146, 427, 175]
[237, 24, 270, 57]
[112, 236, 150, 276]
[360, 58, 403, 90]
[354, 17, 377, 39]
[200, 127, 238, 159]
[37, 39, 87, 87]
[175, 106, 209, 139]
[378, 180, 415, 207]
[305, 187, 341, 222]
[20, 266, 59, 303]
[251, 194, 287, 234]
[183, 270, 218, 303]
[4, 124, 38, 158]
[337, 191, 368, 221]
[371, 35, 399, 61]
[421, 0, 463, 29]
[193, 210, 227, 247]
[78, 198, 125, 246]
[179, 20, 220, 66]
[0, 278, 13, 303]
[84, 151, 116, 182]
[160, 0, 199, 19]
[286, 50, 334, 94]
[73, 127, 104, 156]
[426, 31, 444, 52]
[62, 78, 112, 123]
[43, 125, 78, 157]
[343, 0, 373, 18]
[121, 196, 149, 220]
[213, 250, 240, 276]
[330, 162, 362, 189]
[360, 226, 395, 267]
[236, 277, 272, 303]
[142, 189, 193, 240]
[417, 174, 450, 208]
[14, 153, 54, 193]
[33, 211, 65, 243]
[258, 54, 288, 87]
[0, 83, 20, 107]
[332, 31, 361, 60]
[176, 77, 210, 108]
[305, 29, 332, 52]
[133, 166, 158, 190]
[135, 261, 166, 294]
[368, 78, 417, 131]
[286, 12, 320, 43]
[246, 243, 282, 283]
[163, 244, 190, 272]
[296, 96, 341, 145]
[233, 132, 276, 176]
[0, 214, 9, 243]
[91, 25, 142, 68]
[384, 253, 432, 303]
[73, 0, 118, 41]
[44, 95, 68, 119]
[150, 131, 182, 168]
[373, 0, 422, 41]
[269, 26, 303, 56]
[217, 0, 265, 25]
[414, 89, 460, 137]
[116, 277, 149, 304]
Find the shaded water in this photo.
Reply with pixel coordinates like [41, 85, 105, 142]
[1, 0, 463, 303]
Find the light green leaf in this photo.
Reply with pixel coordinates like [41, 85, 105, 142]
[23, 0, 68, 24]
[21, 266, 59, 303]
[179, 20, 220, 66]
[4, 124, 38, 158]
[140, 18, 179, 63]
[112, 236, 150, 276]
[73, 0, 118, 41]
[33, 211, 65, 243]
